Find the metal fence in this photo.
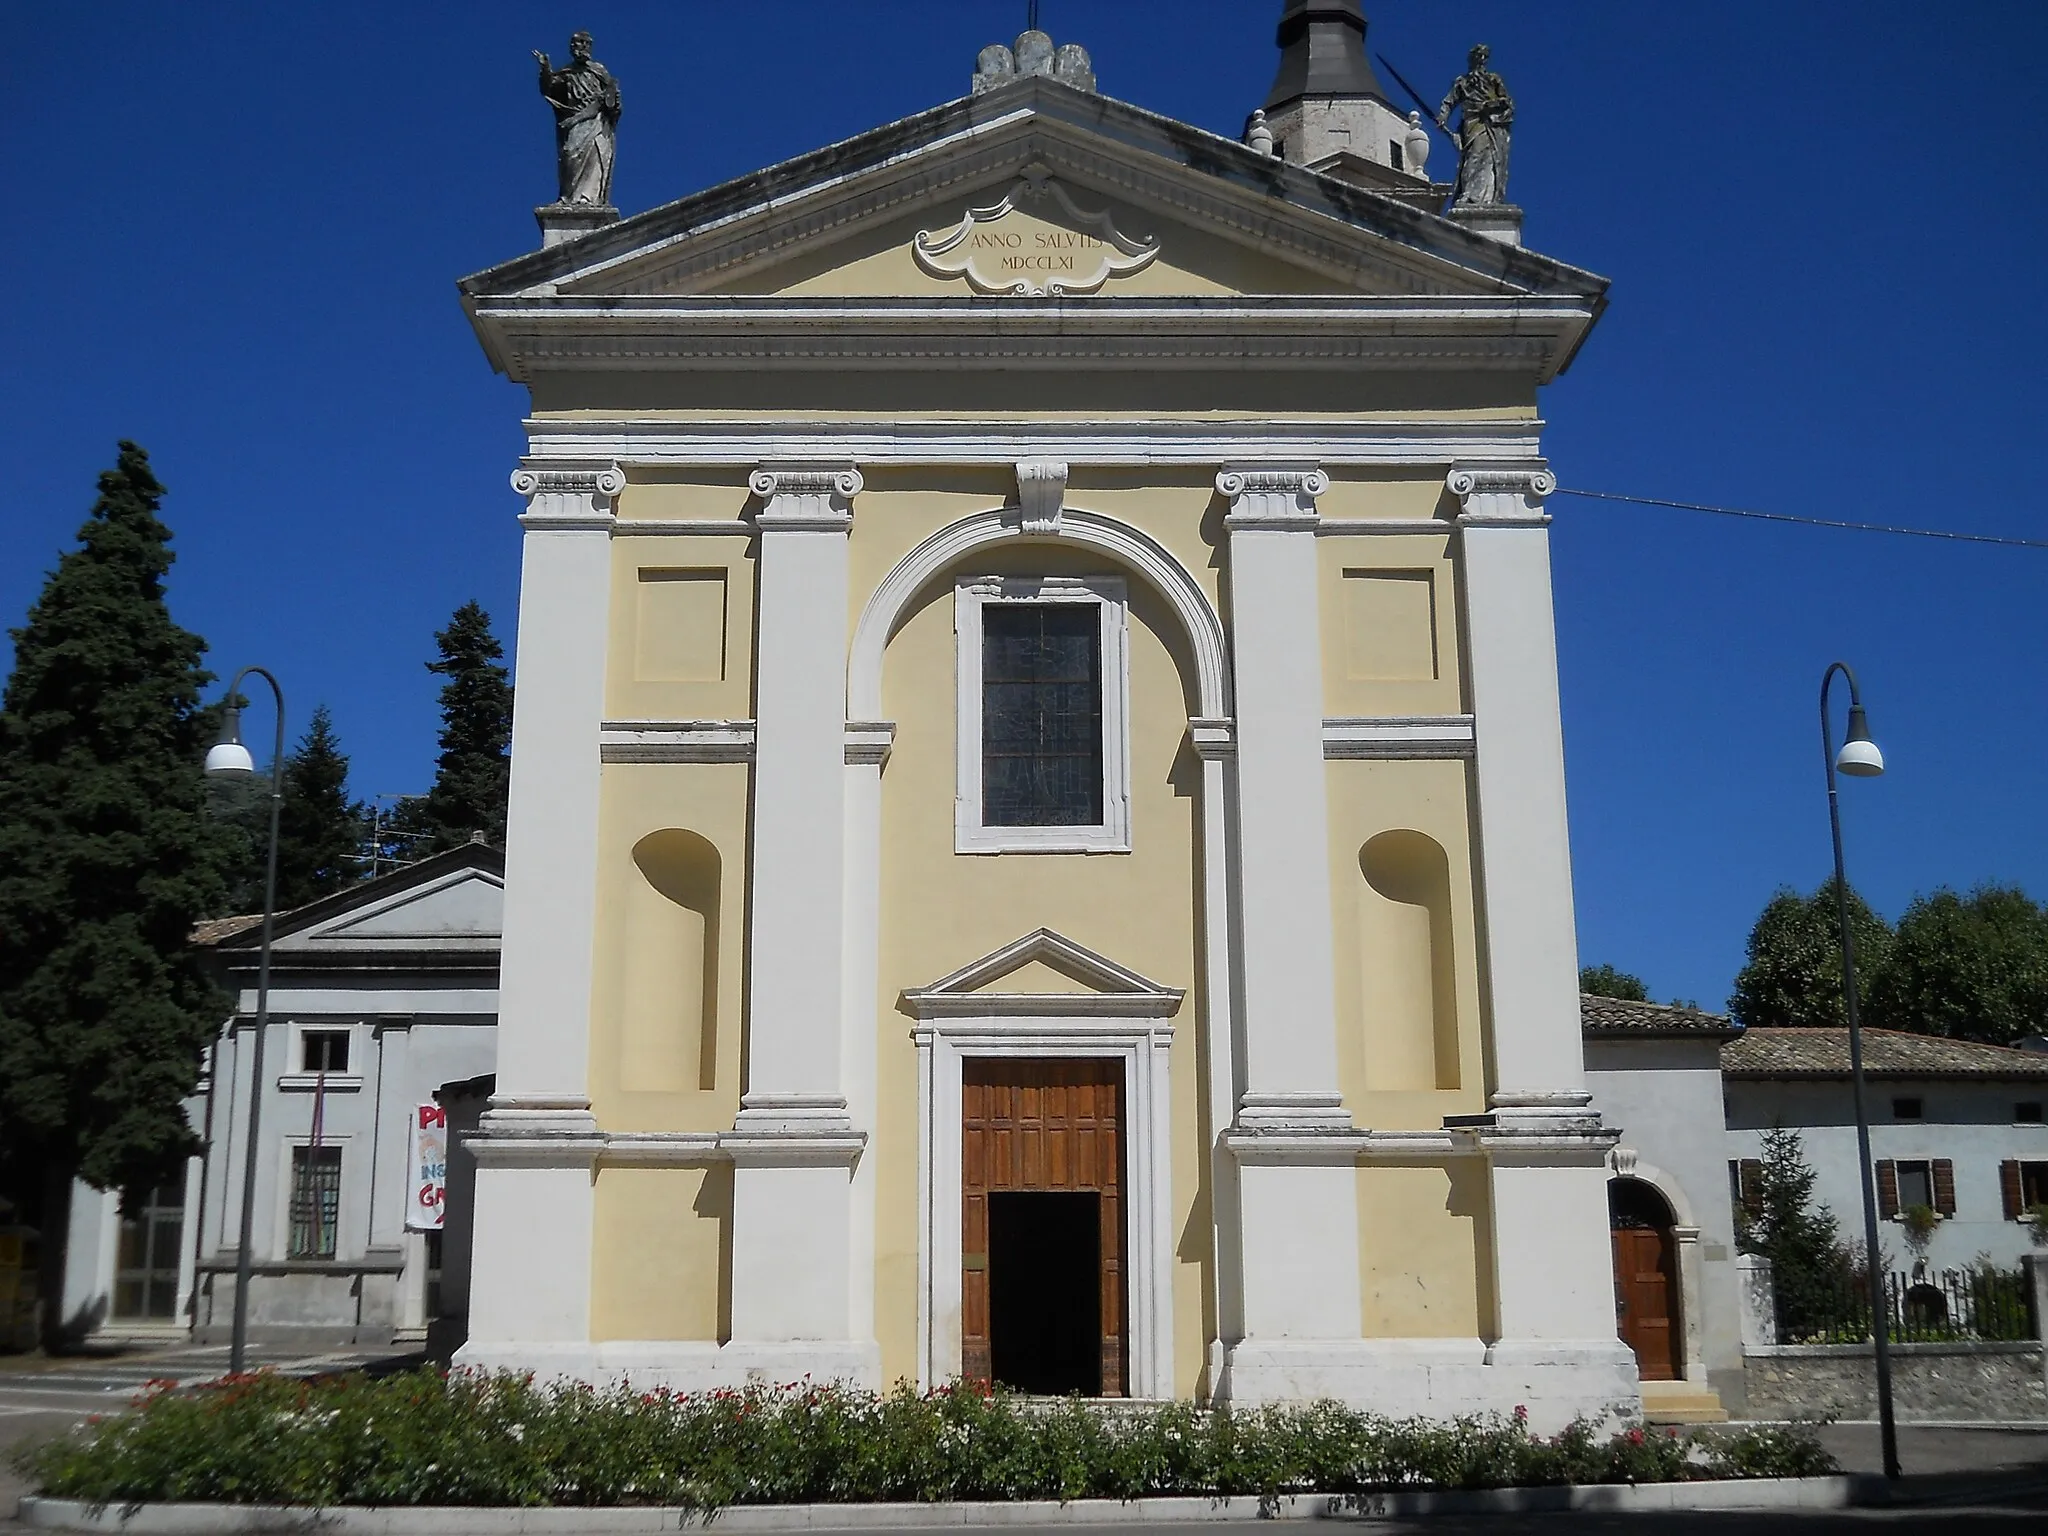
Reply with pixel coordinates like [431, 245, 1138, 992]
[1779, 1264, 2036, 1345]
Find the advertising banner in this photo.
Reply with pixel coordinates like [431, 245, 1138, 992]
[405, 1102, 448, 1232]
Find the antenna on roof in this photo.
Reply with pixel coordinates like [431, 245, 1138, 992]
[1027, 1, 1041, 32]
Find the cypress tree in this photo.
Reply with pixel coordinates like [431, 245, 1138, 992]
[410, 601, 512, 852]
[271, 705, 368, 910]
[0, 443, 230, 1350]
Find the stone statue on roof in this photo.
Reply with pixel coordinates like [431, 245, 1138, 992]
[1437, 43, 1513, 208]
[535, 31, 621, 206]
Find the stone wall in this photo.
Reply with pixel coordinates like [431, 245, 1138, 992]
[1744, 1341, 2046, 1422]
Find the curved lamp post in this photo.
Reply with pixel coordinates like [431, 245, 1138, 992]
[1820, 661, 1896, 1481]
[205, 667, 285, 1376]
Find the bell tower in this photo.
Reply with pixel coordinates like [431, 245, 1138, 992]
[1256, 0, 1434, 196]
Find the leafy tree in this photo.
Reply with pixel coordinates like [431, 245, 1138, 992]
[1864, 885, 2048, 1045]
[1729, 880, 1893, 1029]
[1580, 964, 1649, 1001]
[0, 443, 230, 1349]
[1741, 1125, 1856, 1342]
[403, 602, 512, 853]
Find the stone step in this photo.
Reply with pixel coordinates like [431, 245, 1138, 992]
[1640, 1379, 1731, 1423]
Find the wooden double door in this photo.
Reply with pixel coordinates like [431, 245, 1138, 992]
[1611, 1225, 1680, 1380]
[961, 1058, 1126, 1397]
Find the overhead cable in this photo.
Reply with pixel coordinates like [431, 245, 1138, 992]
[1553, 488, 2048, 551]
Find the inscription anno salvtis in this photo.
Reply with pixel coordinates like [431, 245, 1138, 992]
[913, 175, 1160, 296]
[968, 228, 1107, 275]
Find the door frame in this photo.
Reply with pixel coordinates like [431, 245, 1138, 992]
[1606, 1158, 1706, 1384]
[908, 995, 1177, 1400]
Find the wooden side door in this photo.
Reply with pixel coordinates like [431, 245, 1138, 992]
[1611, 1225, 1679, 1381]
[961, 1058, 1125, 1395]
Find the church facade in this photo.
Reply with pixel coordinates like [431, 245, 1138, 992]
[457, 7, 1634, 1424]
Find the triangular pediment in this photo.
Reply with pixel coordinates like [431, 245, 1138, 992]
[900, 929, 1183, 1019]
[463, 79, 1605, 308]
[199, 845, 504, 958]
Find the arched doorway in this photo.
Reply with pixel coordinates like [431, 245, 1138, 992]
[1609, 1177, 1681, 1381]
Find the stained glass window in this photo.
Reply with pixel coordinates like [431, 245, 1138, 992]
[982, 604, 1103, 827]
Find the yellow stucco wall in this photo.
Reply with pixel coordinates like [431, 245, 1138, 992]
[591, 1165, 730, 1342]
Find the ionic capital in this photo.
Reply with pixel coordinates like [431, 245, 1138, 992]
[1446, 464, 1556, 526]
[1216, 464, 1329, 530]
[749, 465, 863, 531]
[510, 462, 626, 529]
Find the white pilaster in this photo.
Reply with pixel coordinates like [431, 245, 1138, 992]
[1448, 465, 1639, 1423]
[459, 462, 619, 1364]
[727, 465, 873, 1378]
[1213, 467, 1349, 1131]
[1447, 465, 1585, 1113]
[1214, 466, 1364, 1397]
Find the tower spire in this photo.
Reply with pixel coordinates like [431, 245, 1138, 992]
[1263, 0, 1393, 111]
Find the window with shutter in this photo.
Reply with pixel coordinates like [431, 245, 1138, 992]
[1932, 1158, 1956, 1217]
[2002, 1160, 2025, 1221]
[1728, 1158, 1763, 1218]
[2021, 1161, 2048, 1210]
[1876, 1159, 1900, 1219]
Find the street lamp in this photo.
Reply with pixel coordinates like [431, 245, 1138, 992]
[1820, 661, 1897, 1481]
[205, 668, 286, 1376]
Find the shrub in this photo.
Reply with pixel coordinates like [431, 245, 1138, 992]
[1700, 1423, 1841, 1481]
[18, 1371, 1836, 1509]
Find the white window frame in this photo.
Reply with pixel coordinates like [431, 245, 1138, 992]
[954, 575, 1131, 854]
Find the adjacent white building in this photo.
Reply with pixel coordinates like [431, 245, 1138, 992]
[1581, 995, 1745, 1421]
[1724, 1027, 2048, 1275]
[59, 844, 501, 1350]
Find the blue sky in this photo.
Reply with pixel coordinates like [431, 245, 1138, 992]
[4, 3, 2044, 1011]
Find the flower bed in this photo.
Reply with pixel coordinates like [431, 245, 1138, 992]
[18, 1371, 1835, 1510]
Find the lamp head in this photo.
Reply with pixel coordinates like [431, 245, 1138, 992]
[1835, 701, 1885, 778]
[206, 706, 256, 778]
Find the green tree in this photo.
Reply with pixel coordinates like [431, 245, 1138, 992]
[1580, 964, 1650, 1001]
[271, 706, 368, 909]
[1741, 1125, 1856, 1342]
[1729, 880, 1893, 1029]
[406, 602, 513, 853]
[0, 443, 230, 1349]
[1864, 885, 2048, 1045]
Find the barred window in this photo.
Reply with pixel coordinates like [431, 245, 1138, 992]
[982, 605, 1103, 828]
[288, 1146, 341, 1259]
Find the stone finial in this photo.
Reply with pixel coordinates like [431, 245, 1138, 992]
[1246, 110, 1277, 157]
[1404, 112, 1431, 176]
[972, 29, 1096, 94]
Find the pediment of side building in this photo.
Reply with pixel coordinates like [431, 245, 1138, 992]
[476, 88, 1573, 305]
[273, 865, 504, 950]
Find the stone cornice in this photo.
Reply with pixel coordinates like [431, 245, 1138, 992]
[521, 416, 1545, 470]
[599, 720, 755, 764]
[470, 296, 1595, 383]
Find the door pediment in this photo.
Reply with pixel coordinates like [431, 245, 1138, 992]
[900, 928, 1183, 1020]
